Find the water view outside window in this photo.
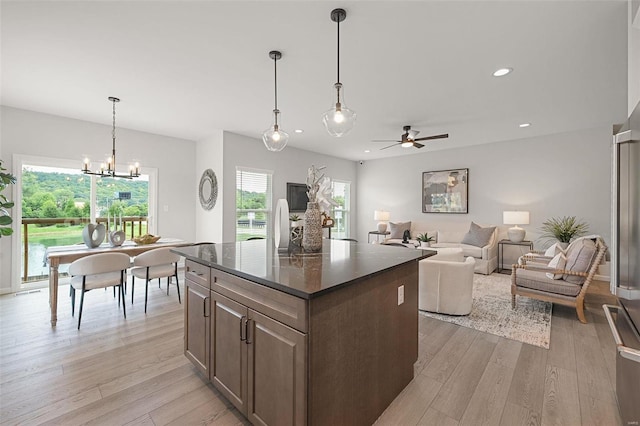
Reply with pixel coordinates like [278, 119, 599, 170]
[330, 180, 350, 239]
[236, 167, 272, 241]
[21, 164, 149, 282]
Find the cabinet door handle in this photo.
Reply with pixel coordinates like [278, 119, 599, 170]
[203, 296, 209, 318]
[240, 316, 247, 341]
[246, 319, 253, 345]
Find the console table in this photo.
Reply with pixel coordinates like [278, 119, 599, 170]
[368, 230, 390, 243]
[498, 239, 533, 273]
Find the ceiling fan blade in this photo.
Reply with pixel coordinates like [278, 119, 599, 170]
[413, 133, 449, 142]
[372, 139, 401, 143]
[379, 143, 399, 150]
[413, 142, 425, 149]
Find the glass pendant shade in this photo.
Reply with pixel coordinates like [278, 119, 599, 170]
[262, 122, 289, 152]
[323, 9, 356, 137]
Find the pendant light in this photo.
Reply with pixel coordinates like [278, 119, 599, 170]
[262, 50, 289, 152]
[322, 8, 356, 137]
[82, 97, 140, 179]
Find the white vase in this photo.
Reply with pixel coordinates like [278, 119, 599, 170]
[420, 242, 431, 249]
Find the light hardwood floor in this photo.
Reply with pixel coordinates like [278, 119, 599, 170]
[0, 276, 622, 425]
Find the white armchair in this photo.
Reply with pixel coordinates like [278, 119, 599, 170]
[419, 255, 476, 315]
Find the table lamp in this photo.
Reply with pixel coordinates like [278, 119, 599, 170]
[374, 210, 390, 233]
[503, 211, 530, 242]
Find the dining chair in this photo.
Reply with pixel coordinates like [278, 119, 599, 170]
[68, 252, 131, 329]
[130, 247, 181, 312]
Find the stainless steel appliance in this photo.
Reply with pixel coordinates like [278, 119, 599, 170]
[604, 100, 640, 426]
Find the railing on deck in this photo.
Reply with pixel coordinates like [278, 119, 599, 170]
[21, 216, 148, 282]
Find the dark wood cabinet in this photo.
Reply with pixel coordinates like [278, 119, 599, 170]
[181, 251, 420, 426]
[210, 290, 307, 426]
[247, 309, 306, 426]
[184, 260, 211, 378]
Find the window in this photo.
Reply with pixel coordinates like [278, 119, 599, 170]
[330, 180, 350, 239]
[236, 167, 272, 241]
[12, 154, 155, 290]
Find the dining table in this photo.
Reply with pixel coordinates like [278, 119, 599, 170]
[45, 238, 190, 326]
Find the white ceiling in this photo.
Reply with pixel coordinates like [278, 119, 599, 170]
[0, 1, 629, 161]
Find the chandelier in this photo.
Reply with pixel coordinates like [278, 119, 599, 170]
[82, 97, 140, 179]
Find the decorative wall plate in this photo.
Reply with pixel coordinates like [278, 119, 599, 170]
[199, 169, 218, 210]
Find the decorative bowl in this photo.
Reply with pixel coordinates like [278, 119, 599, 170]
[133, 234, 161, 245]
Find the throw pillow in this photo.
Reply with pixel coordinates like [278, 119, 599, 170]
[388, 221, 411, 239]
[546, 252, 567, 279]
[544, 243, 566, 257]
[563, 238, 597, 284]
[460, 222, 496, 248]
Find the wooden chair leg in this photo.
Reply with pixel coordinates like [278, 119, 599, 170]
[576, 299, 587, 324]
[511, 294, 516, 309]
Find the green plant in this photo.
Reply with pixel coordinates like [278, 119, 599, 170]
[289, 214, 301, 221]
[0, 160, 17, 237]
[416, 233, 435, 243]
[540, 216, 589, 243]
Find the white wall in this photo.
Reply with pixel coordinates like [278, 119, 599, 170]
[357, 126, 612, 257]
[0, 106, 196, 293]
[222, 132, 358, 242]
[195, 131, 224, 243]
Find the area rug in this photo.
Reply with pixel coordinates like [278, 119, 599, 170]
[419, 273, 552, 349]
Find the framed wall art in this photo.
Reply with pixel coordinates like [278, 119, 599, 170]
[422, 168, 468, 213]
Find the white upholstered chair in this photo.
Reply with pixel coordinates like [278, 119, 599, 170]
[130, 247, 181, 312]
[419, 250, 476, 315]
[68, 252, 131, 329]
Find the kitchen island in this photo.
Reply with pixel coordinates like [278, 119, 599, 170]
[172, 240, 432, 426]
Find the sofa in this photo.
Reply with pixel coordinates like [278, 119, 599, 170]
[383, 221, 498, 274]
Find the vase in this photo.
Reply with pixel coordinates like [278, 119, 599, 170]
[82, 223, 106, 248]
[302, 202, 323, 252]
[108, 230, 126, 247]
[420, 242, 431, 249]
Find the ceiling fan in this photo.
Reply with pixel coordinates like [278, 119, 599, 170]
[373, 125, 448, 150]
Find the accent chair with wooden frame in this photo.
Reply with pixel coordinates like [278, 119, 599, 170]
[511, 236, 607, 323]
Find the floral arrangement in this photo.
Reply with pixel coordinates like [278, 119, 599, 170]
[306, 165, 338, 213]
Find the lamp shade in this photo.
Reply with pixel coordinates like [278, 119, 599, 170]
[374, 210, 390, 221]
[503, 211, 530, 225]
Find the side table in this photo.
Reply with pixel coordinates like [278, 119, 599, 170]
[368, 231, 390, 244]
[498, 239, 533, 273]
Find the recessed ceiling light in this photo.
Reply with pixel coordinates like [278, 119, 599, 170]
[519, 122, 531, 128]
[294, 129, 304, 134]
[364, 150, 370, 153]
[493, 68, 512, 77]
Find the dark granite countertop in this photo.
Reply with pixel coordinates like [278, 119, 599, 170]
[172, 240, 434, 299]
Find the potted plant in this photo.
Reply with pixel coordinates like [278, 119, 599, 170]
[0, 160, 16, 237]
[289, 214, 302, 228]
[540, 216, 589, 249]
[416, 232, 435, 248]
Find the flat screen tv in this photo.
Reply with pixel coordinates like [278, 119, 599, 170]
[287, 183, 309, 212]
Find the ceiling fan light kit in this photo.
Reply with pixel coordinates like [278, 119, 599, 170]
[374, 125, 449, 151]
[82, 97, 140, 179]
[262, 50, 289, 152]
[322, 8, 356, 137]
